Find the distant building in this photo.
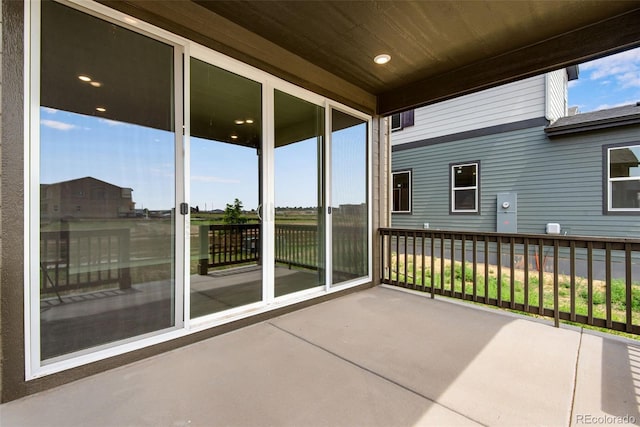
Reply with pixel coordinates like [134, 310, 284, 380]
[40, 176, 135, 220]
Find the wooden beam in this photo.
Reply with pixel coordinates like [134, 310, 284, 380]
[378, 8, 640, 115]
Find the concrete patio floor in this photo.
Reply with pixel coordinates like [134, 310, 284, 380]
[2, 285, 639, 426]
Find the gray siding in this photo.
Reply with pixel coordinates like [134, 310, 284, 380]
[392, 75, 545, 146]
[392, 124, 640, 238]
[545, 69, 567, 122]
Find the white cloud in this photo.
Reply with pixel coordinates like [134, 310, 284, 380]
[191, 175, 241, 184]
[98, 118, 127, 127]
[581, 48, 640, 88]
[42, 107, 58, 114]
[40, 119, 77, 131]
[593, 100, 637, 111]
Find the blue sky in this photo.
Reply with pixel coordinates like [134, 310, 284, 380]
[40, 108, 367, 211]
[568, 46, 640, 113]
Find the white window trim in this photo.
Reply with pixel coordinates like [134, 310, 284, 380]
[451, 162, 479, 213]
[607, 145, 640, 213]
[391, 170, 412, 213]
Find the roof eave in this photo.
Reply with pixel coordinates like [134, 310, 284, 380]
[545, 114, 640, 137]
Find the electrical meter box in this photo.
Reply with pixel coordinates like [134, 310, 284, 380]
[496, 193, 517, 233]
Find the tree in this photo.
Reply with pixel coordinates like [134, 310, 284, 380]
[223, 198, 247, 224]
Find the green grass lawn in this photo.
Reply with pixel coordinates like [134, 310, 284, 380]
[388, 253, 640, 338]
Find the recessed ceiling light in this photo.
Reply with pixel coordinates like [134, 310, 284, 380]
[78, 75, 92, 82]
[373, 54, 391, 65]
[90, 81, 102, 87]
[245, 119, 254, 124]
[234, 120, 245, 125]
[96, 107, 106, 112]
[230, 134, 238, 139]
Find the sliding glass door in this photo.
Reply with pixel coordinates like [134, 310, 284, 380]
[38, 1, 179, 361]
[331, 109, 369, 286]
[273, 90, 326, 297]
[189, 58, 263, 318]
[30, 0, 371, 377]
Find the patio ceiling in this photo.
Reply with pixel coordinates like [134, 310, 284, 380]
[102, 1, 640, 115]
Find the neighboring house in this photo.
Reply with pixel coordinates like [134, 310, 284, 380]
[391, 68, 640, 238]
[40, 176, 135, 220]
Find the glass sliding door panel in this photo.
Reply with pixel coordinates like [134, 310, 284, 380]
[39, 1, 176, 360]
[274, 90, 325, 297]
[331, 110, 368, 285]
[189, 58, 263, 318]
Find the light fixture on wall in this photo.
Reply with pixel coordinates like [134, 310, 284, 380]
[373, 54, 391, 65]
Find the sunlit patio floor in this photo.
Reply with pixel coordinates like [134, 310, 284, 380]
[3, 285, 639, 426]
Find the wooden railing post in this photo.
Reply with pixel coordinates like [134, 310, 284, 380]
[118, 228, 132, 290]
[198, 225, 209, 275]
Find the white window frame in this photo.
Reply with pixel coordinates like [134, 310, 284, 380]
[391, 170, 412, 213]
[607, 144, 640, 213]
[451, 162, 479, 213]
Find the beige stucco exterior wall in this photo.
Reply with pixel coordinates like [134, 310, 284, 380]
[0, 0, 4, 399]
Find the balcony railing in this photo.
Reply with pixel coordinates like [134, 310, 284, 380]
[380, 227, 640, 335]
[199, 223, 367, 281]
[40, 228, 131, 298]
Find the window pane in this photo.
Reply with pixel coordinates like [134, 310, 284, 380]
[610, 147, 640, 178]
[611, 181, 640, 209]
[39, 1, 175, 360]
[274, 90, 325, 296]
[332, 109, 368, 285]
[393, 172, 409, 211]
[454, 189, 476, 210]
[189, 58, 263, 318]
[453, 164, 476, 187]
[391, 114, 401, 130]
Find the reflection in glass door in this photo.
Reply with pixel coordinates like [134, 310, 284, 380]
[331, 109, 368, 285]
[274, 90, 325, 297]
[38, 1, 178, 361]
[189, 58, 263, 318]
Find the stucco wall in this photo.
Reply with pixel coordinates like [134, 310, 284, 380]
[0, 0, 4, 400]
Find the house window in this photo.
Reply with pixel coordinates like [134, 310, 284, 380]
[390, 110, 414, 131]
[392, 170, 411, 213]
[607, 144, 640, 212]
[451, 162, 479, 213]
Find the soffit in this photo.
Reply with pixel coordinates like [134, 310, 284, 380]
[102, 0, 640, 115]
